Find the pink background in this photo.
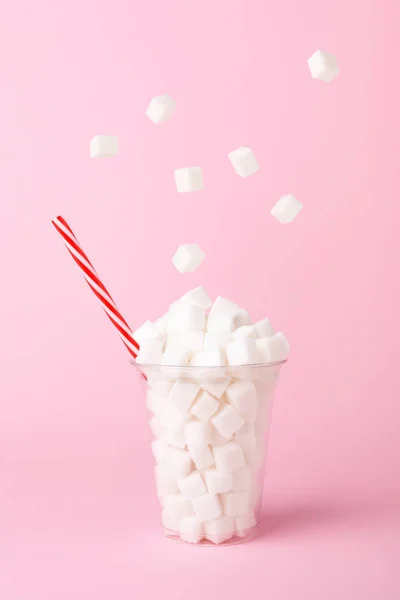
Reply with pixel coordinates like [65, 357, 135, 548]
[1, 0, 399, 598]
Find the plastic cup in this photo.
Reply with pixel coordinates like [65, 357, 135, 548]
[133, 361, 285, 545]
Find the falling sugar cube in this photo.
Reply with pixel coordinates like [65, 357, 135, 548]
[307, 50, 340, 83]
[271, 194, 303, 224]
[90, 135, 118, 158]
[172, 243, 205, 273]
[228, 147, 259, 178]
[174, 167, 204, 193]
[146, 94, 176, 124]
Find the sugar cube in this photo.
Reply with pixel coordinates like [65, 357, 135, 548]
[154, 465, 179, 496]
[167, 379, 201, 413]
[271, 194, 303, 224]
[235, 510, 257, 537]
[211, 405, 245, 439]
[221, 491, 250, 517]
[213, 441, 245, 473]
[90, 135, 118, 158]
[190, 390, 220, 423]
[161, 509, 180, 532]
[255, 317, 275, 338]
[163, 494, 194, 517]
[200, 375, 231, 399]
[178, 470, 206, 499]
[180, 516, 204, 544]
[162, 447, 192, 478]
[168, 302, 206, 332]
[231, 325, 257, 339]
[146, 94, 176, 124]
[307, 50, 340, 82]
[232, 466, 252, 492]
[226, 339, 263, 366]
[228, 146, 260, 178]
[182, 286, 213, 309]
[235, 422, 257, 452]
[225, 380, 258, 416]
[204, 516, 234, 544]
[192, 493, 222, 522]
[172, 243, 205, 273]
[188, 445, 215, 470]
[174, 167, 204, 193]
[204, 468, 233, 494]
[184, 419, 211, 447]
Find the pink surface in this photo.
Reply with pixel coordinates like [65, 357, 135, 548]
[1, 0, 399, 598]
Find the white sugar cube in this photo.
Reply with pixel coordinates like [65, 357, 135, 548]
[211, 405, 245, 439]
[190, 390, 220, 423]
[211, 429, 231, 447]
[255, 317, 275, 338]
[172, 243, 206, 273]
[228, 146, 260, 178]
[207, 296, 240, 320]
[134, 320, 163, 344]
[154, 313, 168, 334]
[225, 380, 258, 417]
[226, 338, 263, 366]
[235, 510, 257, 537]
[163, 426, 186, 449]
[136, 339, 164, 364]
[231, 325, 257, 339]
[307, 49, 340, 82]
[161, 509, 180, 532]
[161, 346, 191, 366]
[188, 445, 215, 470]
[177, 330, 205, 354]
[168, 302, 206, 332]
[191, 348, 226, 367]
[174, 167, 204, 193]
[162, 447, 192, 478]
[258, 332, 290, 363]
[256, 338, 270, 363]
[200, 375, 231, 399]
[204, 332, 231, 351]
[232, 466, 252, 492]
[167, 379, 201, 413]
[221, 491, 250, 517]
[192, 493, 222, 522]
[204, 516, 234, 544]
[204, 468, 233, 494]
[149, 415, 165, 438]
[180, 516, 204, 544]
[271, 194, 303, 224]
[177, 470, 206, 499]
[159, 408, 190, 432]
[155, 465, 179, 496]
[235, 423, 257, 452]
[182, 286, 213, 309]
[207, 315, 235, 333]
[146, 389, 167, 414]
[146, 94, 176, 124]
[208, 297, 251, 329]
[151, 439, 168, 463]
[90, 135, 118, 158]
[163, 494, 194, 517]
[213, 441, 245, 473]
[184, 419, 211, 447]
[244, 448, 264, 469]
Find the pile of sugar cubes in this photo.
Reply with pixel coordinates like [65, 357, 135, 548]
[134, 287, 290, 544]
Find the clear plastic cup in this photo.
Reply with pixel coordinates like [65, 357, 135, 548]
[133, 361, 285, 545]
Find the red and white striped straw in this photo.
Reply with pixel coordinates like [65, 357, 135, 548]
[52, 215, 139, 359]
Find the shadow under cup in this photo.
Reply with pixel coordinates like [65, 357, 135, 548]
[134, 362, 285, 546]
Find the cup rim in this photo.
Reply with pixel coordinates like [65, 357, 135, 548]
[130, 359, 287, 370]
